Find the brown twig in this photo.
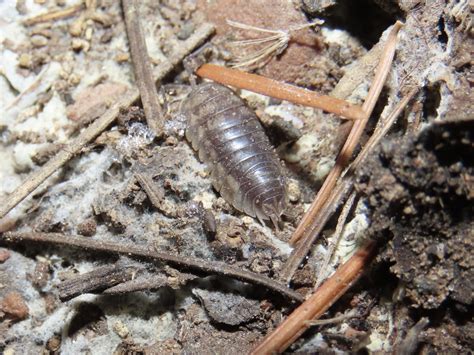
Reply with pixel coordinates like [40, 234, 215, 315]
[0, 23, 214, 220]
[279, 82, 416, 284]
[288, 21, 403, 246]
[196, 64, 365, 120]
[394, 317, 429, 354]
[305, 309, 358, 326]
[134, 173, 177, 217]
[122, 0, 163, 136]
[0, 231, 303, 303]
[23, 3, 85, 26]
[251, 241, 377, 354]
[103, 274, 169, 295]
[279, 175, 354, 283]
[57, 263, 142, 301]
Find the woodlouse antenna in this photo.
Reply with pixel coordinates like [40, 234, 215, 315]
[226, 19, 323, 69]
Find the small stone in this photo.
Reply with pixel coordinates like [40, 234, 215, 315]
[0, 249, 11, 263]
[32, 260, 50, 288]
[3, 348, 15, 355]
[287, 179, 301, 202]
[18, 53, 32, 68]
[0, 291, 29, 320]
[69, 17, 84, 37]
[31, 35, 48, 47]
[71, 38, 90, 52]
[100, 30, 113, 43]
[68, 73, 81, 85]
[115, 52, 130, 63]
[84, 27, 93, 41]
[113, 320, 129, 338]
[165, 136, 178, 146]
[77, 218, 97, 237]
[241, 216, 254, 225]
[46, 336, 61, 352]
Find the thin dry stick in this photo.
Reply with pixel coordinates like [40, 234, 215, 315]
[23, 3, 84, 26]
[251, 241, 377, 354]
[306, 309, 357, 326]
[288, 21, 403, 246]
[351, 87, 419, 170]
[0, 23, 214, 220]
[279, 81, 414, 285]
[122, 0, 163, 137]
[196, 64, 365, 120]
[57, 263, 141, 301]
[1, 231, 303, 303]
[103, 274, 169, 295]
[5, 64, 49, 111]
[314, 191, 357, 290]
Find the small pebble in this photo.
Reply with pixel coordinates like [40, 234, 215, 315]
[113, 320, 129, 338]
[115, 52, 130, 63]
[18, 53, 32, 68]
[69, 18, 84, 37]
[85, 27, 93, 41]
[32, 260, 50, 288]
[0, 249, 11, 263]
[46, 336, 61, 352]
[71, 38, 90, 52]
[31, 35, 48, 47]
[287, 179, 301, 202]
[77, 218, 97, 237]
[241, 216, 254, 225]
[0, 291, 29, 321]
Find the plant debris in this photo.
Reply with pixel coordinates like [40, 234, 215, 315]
[0, 0, 472, 353]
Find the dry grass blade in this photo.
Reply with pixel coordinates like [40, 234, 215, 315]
[196, 64, 365, 120]
[305, 310, 358, 326]
[0, 231, 303, 303]
[122, 0, 163, 137]
[314, 191, 357, 290]
[288, 21, 403, 246]
[23, 3, 84, 26]
[251, 241, 377, 354]
[351, 86, 419, 170]
[0, 23, 215, 220]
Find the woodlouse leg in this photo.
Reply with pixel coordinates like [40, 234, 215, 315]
[158, 83, 192, 118]
[183, 43, 215, 87]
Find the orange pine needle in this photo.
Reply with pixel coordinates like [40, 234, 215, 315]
[251, 241, 377, 354]
[196, 64, 365, 120]
[288, 21, 403, 245]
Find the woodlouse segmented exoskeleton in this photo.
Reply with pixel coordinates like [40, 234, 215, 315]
[180, 82, 287, 227]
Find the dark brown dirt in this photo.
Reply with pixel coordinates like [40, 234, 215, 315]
[356, 119, 474, 353]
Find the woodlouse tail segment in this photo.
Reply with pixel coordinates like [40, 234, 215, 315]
[262, 196, 286, 231]
[269, 213, 281, 232]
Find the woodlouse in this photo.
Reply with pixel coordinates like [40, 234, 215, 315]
[181, 82, 287, 226]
